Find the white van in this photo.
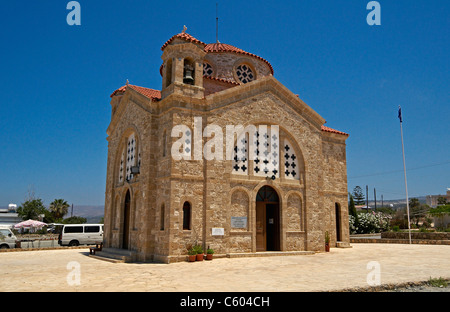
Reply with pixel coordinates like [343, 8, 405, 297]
[0, 227, 18, 249]
[58, 224, 103, 246]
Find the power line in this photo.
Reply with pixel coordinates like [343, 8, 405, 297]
[348, 160, 450, 180]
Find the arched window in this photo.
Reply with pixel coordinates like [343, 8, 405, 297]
[163, 130, 167, 157]
[125, 133, 136, 181]
[182, 202, 191, 230]
[252, 128, 279, 179]
[231, 128, 301, 181]
[118, 132, 139, 183]
[235, 64, 255, 84]
[165, 58, 173, 88]
[160, 204, 165, 231]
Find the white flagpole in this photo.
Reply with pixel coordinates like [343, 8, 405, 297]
[399, 106, 412, 244]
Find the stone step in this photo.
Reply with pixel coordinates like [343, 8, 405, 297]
[227, 251, 315, 258]
[90, 247, 137, 263]
[336, 241, 352, 248]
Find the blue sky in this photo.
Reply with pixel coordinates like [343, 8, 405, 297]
[0, 0, 448, 206]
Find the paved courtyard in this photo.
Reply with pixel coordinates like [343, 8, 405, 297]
[0, 243, 449, 292]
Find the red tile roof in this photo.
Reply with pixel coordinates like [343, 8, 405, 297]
[161, 31, 274, 75]
[321, 125, 349, 136]
[205, 42, 274, 75]
[161, 32, 207, 51]
[203, 75, 240, 85]
[110, 84, 161, 101]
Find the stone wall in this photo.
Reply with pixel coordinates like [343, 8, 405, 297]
[381, 232, 450, 240]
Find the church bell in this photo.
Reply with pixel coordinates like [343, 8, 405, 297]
[183, 64, 194, 85]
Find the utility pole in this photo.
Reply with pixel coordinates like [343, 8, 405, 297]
[381, 194, 384, 208]
[374, 188, 377, 212]
[366, 185, 369, 211]
[398, 105, 412, 244]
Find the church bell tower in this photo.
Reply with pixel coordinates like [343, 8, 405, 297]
[160, 26, 206, 100]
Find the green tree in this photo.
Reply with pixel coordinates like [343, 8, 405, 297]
[437, 197, 447, 205]
[409, 198, 420, 210]
[352, 186, 365, 205]
[17, 198, 46, 220]
[348, 194, 358, 223]
[410, 203, 430, 227]
[49, 199, 70, 220]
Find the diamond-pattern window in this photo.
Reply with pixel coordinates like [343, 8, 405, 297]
[253, 129, 279, 180]
[236, 64, 255, 84]
[230, 130, 301, 182]
[118, 133, 140, 183]
[284, 139, 299, 180]
[119, 150, 125, 183]
[203, 63, 213, 77]
[126, 133, 136, 181]
[232, 132, 248, 175]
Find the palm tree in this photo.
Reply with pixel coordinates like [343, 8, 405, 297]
[49, 199, 70, 220]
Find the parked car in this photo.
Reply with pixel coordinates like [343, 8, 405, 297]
[0, 227, 18, 249]
[58, 224, 103, 246]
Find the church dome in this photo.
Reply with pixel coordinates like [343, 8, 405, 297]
[160, 30, 274, 86]
[204, 42, 274, 75]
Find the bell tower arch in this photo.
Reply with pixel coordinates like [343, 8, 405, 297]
[160, 28, 206, 99]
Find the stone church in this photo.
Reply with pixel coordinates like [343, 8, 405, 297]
[103, 28, 350, 263]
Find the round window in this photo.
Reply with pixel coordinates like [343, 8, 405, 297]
[235, 64, 255, 84]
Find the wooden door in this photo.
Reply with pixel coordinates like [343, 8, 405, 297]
[256, 202, 266, 252]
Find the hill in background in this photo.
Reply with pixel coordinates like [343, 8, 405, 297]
[67, 205, 104, 223]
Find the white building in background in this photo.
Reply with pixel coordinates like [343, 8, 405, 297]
[0, 203, 21, 227]
[426, 188, 450, 208]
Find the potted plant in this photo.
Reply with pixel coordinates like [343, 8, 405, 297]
[194, 245, 204, 261]
[188, 247, 197, 262]
[325, 231, 330, 252]
[206, 247, 214, 260]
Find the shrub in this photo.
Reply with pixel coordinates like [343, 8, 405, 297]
[193, 245, 203, 254]
[349, 211, 392, 234]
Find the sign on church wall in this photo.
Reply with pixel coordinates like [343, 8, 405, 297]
[231, 217, 247, 229]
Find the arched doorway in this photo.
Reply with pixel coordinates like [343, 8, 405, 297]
[122, 190, 131, 249]
[256, 185, 280, 251]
